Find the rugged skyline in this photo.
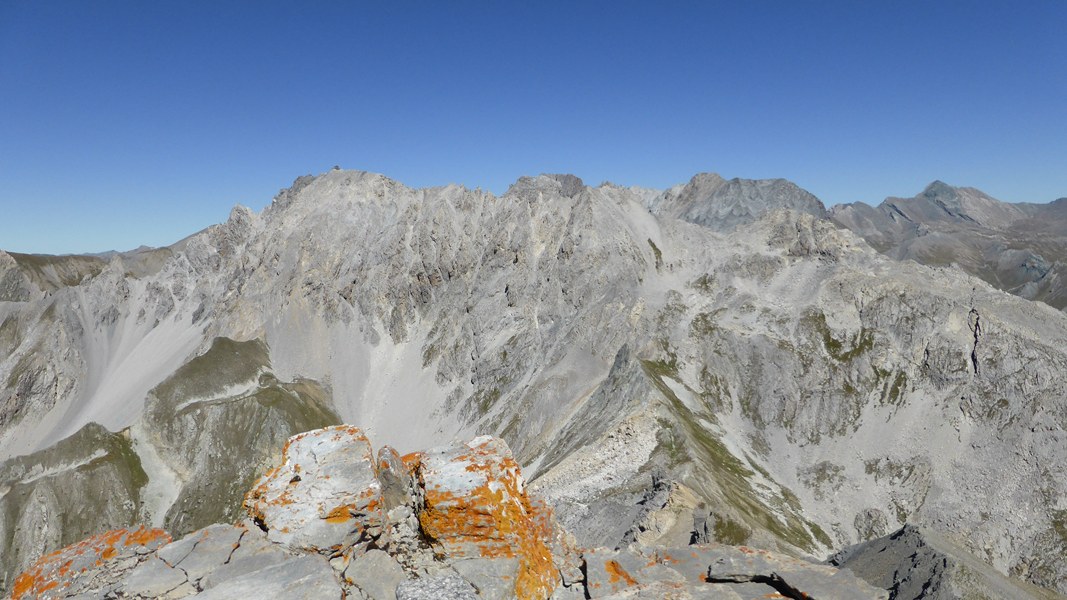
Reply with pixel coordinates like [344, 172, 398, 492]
[3, 2, 1065, 254]
[2, 168, 1066, 598]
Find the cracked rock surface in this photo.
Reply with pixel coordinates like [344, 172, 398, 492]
[11, 427, 890, 599]
[2, 169, 1067, 596]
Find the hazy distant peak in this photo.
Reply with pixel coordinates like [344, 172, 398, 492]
[648, 172, 826, 232]
[543, 173, 585, 197]
[505, 173, 588, 199]
[686, 172, 727, 188]
[921, 179, 957, 198]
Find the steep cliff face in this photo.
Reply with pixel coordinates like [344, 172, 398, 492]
[1, 169, 1066, 596]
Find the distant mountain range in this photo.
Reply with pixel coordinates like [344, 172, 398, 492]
[831, 181, 1067, 309]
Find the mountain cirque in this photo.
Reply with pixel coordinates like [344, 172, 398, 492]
[1, 168, 1066, 598]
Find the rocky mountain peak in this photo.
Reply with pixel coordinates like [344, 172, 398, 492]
[3, 167, 1067, 598]
[920, 179, 958, 200]
[505, 173, 588, 200]
[646, 172, 827, 232]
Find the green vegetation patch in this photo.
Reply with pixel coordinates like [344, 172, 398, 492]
[642, 359, 828, 553]
[158, 376, 341, 536]
[1052, 509, 1067, 544]
[888, 371, 908, 404]
[714, 515, 750, 545]
[0, 421, 149, 587]
[647, 239, 663, 270]
[802, 310, 874, 362]
[690, 312, 719, 338]
[152, 337, 271, 409]
[690, 273, 715, 294]
[8, 252, 107, 290]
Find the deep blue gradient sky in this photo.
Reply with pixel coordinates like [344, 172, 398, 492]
[2, 1, 1065, 254]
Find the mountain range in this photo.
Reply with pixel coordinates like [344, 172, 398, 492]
[1, 168, 1065, 598]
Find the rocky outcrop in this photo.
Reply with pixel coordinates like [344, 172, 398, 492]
[10, 427, 889, 599]
[831, 525, 1065, 600]
[10, 526, 171, 599]
[245, 425, 563, 599]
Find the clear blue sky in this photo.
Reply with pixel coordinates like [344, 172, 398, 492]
[1, 1, 1065, 254]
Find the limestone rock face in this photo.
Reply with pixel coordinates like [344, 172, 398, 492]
[10, 526, 171, 600]
[647, 172, 828, 232]
[415, 436, 558, 599]
[10, 427, 890, 600]
[244, 425, 384, 554]
[2, 168, 1067, 596]
[831, 525, 1065, 600]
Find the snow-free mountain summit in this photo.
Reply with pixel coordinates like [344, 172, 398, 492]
[1, 169, 1065, 598]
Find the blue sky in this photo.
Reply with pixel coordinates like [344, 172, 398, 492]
[1, 1, 1065, 254]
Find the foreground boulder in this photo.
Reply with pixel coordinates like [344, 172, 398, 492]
[414, 436, 558, 599]
[12, 426, 893, 599]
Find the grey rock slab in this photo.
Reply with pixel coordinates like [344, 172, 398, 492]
[167, 524, 246, 584]
[698, 544, 887, 600]
[157, 531, 202, 567]
[345, 548, 406, 600]
[198, 531, 291, 590]
[395, 574, 479, 600]
[120, 555, 190, 598]
[449, 557, 521, 600]
[584, 548, 673, 597]
[591, 581, 748, 599]
[194, 554, 343, 600]
[831, 524, 1066, 600]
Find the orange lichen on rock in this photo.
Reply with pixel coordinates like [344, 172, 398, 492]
[325, 504, 355, 524]
[10, 526, 170, 600]
[401, 451, 423, 475]
[605, 560, 639, 587]
[417, 436, 558, 600]
[242, 425, 385, 553]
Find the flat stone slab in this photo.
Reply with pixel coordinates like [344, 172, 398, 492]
[345, 548, 407, 600]
[10, 527, 171, 600]
[396, 574, 479, 600]
[199, 527, 292, 590]
[583, 545, 888, 600]
[195, 554, 343, 600]
[121, 555, 190, 597]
